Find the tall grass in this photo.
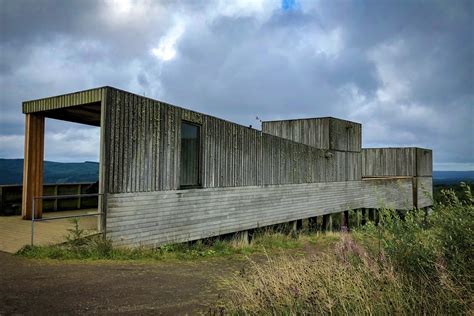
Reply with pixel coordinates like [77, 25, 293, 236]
[16, 224, 338, 261]
[215, 184, 473, 315]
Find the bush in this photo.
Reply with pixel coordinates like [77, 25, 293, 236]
[215, 184, 473, 314]
[431, 183, 474, 283]
[215, 234, 470, 315]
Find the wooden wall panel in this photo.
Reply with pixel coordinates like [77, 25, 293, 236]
[362, 148, 432, 178]
[262, 118, 361, 152]
[417, 177, 433, 208]
[106, 178, 414, 247]
[105, 89, 161, 193]
[416, 148, 433, 176]
[362, 148, 417, 177]
[104, 89, 426, 193]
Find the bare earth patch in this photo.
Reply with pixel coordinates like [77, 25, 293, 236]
[0, 251, 246, 315]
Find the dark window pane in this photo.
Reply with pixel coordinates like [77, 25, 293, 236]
[180, 122, 200, 187]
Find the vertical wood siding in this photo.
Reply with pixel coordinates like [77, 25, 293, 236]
[362, 148, 415, 177]
[416, 148, 433, 176]
[105, 89, 162, 193]
[417, 176, 433, 208]
[22, 87, 104, 113]
[106, 178, 414, 247]
[262, 118, 362, 152]
[103, 89, 428, 209]
[105, 89, 362, 193]
[362, 148, 432, 177]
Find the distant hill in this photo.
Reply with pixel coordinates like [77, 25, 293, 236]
[0, 158, 472, 186]
[433, 171, 474, 185]
[0, 159, 99, 185]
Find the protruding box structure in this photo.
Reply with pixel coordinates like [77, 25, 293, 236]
[362, 148, 433, 207]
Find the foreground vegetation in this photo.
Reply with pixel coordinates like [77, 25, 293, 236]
[17, 183, 473, 314]
[17, 221, 339, 261]
[215, 183, 473, 314]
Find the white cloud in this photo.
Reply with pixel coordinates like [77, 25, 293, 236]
[0, 135, 24, 159]
[210, 0, 279, 22]
[44, 126, 100, 162]
[151, 18, 186, 62]
[0, 0, 472, 170]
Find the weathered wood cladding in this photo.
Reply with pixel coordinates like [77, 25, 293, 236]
[22, 87, 105, 113]
[201, 116, 361, 187]
[416, 148, 433, 177]
[362, 148, 432, 177]
[104, 89, 362, 193]
[417, 176, 433, 208]
[106, 179, 413, 247]
[22, 85, 434, 248]
[105, 89, 162, 193]
[262, 118, 362, 152]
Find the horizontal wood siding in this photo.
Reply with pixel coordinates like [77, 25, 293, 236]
[262, 118, 361, 152]
[106, 179, 413, 247]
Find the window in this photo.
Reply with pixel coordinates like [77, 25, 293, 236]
[180, 122, 201, 188]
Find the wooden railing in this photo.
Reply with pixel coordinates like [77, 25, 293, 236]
[0, 182, 98, 216]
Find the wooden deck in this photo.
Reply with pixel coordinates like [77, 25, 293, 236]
[0, 209, 99, 253]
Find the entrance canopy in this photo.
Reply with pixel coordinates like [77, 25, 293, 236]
[21, 87, 107, 219]
[22, 87, 106, 126]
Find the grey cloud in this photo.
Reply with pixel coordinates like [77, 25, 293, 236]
[0, 0, 472, 169]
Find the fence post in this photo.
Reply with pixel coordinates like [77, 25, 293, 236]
[31, 198, 35, 246]
[77, 184, 82, 209]
[53, 185, 58, 211]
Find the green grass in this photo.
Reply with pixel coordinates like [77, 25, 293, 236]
[213, 184, 473, 315]
[16, 224, 340, 262]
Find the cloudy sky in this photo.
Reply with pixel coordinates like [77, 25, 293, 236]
[0, 0, 473, 170]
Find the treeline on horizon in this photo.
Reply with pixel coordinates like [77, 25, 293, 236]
[0, 158, 472, 187]
[0, 159, 99, 185]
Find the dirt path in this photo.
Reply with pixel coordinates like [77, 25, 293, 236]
[0, 251, 247, 315]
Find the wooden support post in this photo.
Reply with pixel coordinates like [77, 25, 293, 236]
[322, 214, 331, 232]
[308, 216, 318, 231]
[289, 220, 299, 236]
[361, 208, 367, 225]
[235, 230, 249, 245]
[53, 185, 58, 211]
[341, 210, 349, 232]
[296, 219, 303, 230]
[369, 208, 375, 222]
[22, 113, 45, 220]
[77, 184, 82, 209]
[0, 186, 3, 215]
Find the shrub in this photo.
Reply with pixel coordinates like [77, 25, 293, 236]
[215, 184, 473, 314]
[431, 183, 474, 284]
[215, 234, 470, 315]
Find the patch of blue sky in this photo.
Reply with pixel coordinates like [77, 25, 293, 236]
[281, 0, 299, 11]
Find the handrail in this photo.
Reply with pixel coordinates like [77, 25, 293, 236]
[31, 193, 105, 246]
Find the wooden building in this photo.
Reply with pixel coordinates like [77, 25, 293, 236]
[21, 87, 433, 247]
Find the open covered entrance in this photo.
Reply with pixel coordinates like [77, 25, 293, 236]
[21, 87, 107, 226]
